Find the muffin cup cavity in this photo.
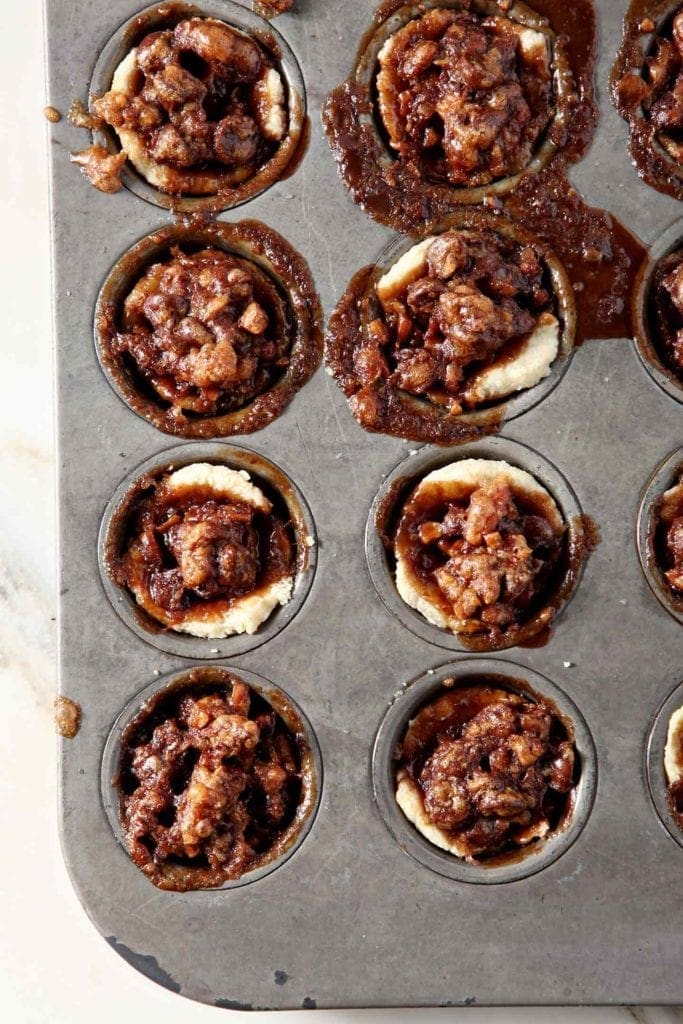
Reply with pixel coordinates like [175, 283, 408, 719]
[94, 221, 322, 438]
[88, 0, 307, 212]
[101, 664, 323, 890]
[372, 657, 597, 884]
[366, 436, 592, 652]
[637, 446, 683, 624]
[99, 442, 317, 657]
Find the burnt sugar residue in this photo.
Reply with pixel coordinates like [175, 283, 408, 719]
[324, 0, 646, 346]
[612, 0, 683, 201]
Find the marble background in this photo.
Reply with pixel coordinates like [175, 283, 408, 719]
[0, 0, 679, 1020]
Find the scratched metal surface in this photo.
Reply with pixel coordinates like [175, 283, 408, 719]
[46, 0, 683, 1009]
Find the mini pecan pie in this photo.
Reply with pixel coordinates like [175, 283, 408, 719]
[327, 226, 567, 442]
[665, 704, 683, 831]
[376, 7, 553, 189]
[393, 459, 566, 646]
[110, 246, 289, 422]
[396, 681, 577, 862]
[86, 17, 289, 196]
[652, 469, 683, 595]
[649, 249, 683, 379]
[613, 5, 683, 198]
[117, 672, 312, 890]
[109, 463, 295, 638]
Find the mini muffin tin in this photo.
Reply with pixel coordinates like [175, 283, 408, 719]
[48, 0, 683, 1010]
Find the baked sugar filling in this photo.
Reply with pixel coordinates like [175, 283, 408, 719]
[360, 229, 561, 415]
[396, 682, 577, 862]
[110, 247, 290, 420]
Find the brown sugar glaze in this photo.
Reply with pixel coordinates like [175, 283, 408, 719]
[612, 0, 683, 201]
[324, 0, 646, 345]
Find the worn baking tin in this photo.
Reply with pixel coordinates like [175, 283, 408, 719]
[48, 0, 683, 1010]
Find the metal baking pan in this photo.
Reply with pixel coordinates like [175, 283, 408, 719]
[47, 0, 683, 1009]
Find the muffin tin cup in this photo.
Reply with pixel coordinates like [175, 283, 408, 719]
[646, 677, 683, 851]
[101, 664, 324, 889]
[632, 217, 683, 405]
[365, 435, 588, 652]
[372, 657, 597, 884]
[349, 0, 576, 206]
[94, 220, 323, 438]
[98, 441, 317, 658]
[88, 0, 307, 213]
[636, 445, 683, 625]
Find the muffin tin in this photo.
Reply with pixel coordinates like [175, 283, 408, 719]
[47, 0, 682, 1010]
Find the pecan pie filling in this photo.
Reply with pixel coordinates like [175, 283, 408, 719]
[392, 459, 568, 646]
[612, 3, 683, 198]
[665, 704, 683, 831]
[79, 17, 289, 196]
[108, 463, 295, 638]
[375, 6, 553, 188]
[325, 223, 566, 440]
[652, 469, 683, 595]
[117, 672, 312, 890]
[649, 249, 683, 379]
[110, 247, 289, 420]
[396, 681, 577, 861]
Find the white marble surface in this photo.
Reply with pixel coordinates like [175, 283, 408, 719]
[0, 1, 679, 1020]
